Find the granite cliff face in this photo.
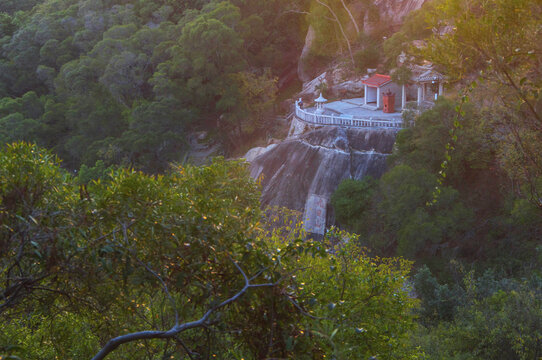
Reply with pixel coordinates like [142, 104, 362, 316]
[366, 0, 428, 32]
[248, 126, 397, 217]
[259, 0, 422, 220]
[297, 0, 428, 84]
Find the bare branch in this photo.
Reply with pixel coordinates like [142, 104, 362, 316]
[174, 336, 199, 360]
[280, 9, 310, 16]
[316, 0, 355, 65]
[91, 258, 276, 360]
[339, 0, 360, 35]
[249, 268, 267, 282]
[115, 221, 180, 325]
[138, 259, 179, 325]
[285, 295, 329, 321]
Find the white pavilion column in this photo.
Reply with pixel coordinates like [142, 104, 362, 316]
[376, 87, 381, 109]
[422, 83, 426, 102]
[364, 85, 368, 105]
[417, 85, 423, 105]
[401, 84, 406, 109]
[438, 83, 444, 97]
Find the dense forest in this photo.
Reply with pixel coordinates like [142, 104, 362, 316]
[1, 0, 542, 359]
[0, 0, 310, 173]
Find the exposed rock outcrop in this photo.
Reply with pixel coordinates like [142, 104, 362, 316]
[343, 0, 428, 35]
[368, 0, 428, 32]
[186, 132, 222, 165]
[248, 126, 397, 219]
[297, 26, 316, 83]
[299, 66, 365, 99]
[243, 144, 278, 163]
[297, 0, 428, 82]
[288, 116, 309, 137]
[299, 71, 328, 98]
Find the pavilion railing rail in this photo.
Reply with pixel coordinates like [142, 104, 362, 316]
[294, 100, 403, 129]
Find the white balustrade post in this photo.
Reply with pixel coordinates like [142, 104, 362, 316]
[293, 103, 404, 129]
[401, 84, 406, 110]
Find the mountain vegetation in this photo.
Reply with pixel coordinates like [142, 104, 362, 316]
[0, 0, 310, 173]
[331, 0, 542, 357]
[1, 0, 542, 359]
[1, 143, 418, 359]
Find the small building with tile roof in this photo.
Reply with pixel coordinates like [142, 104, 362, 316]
[362, 74, 402, 110]
[406, 65, 446, 108]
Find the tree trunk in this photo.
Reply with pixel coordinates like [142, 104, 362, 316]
[316, 0, 355, 66]
[339, 0, 360, 35]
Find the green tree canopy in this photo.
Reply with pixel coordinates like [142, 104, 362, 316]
[1, 142, 420, 360]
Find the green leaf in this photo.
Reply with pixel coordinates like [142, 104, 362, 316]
[285, 336, 294, 351]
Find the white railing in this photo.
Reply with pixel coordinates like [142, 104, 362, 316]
[294, 101, 403, 129]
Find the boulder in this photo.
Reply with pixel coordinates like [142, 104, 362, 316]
[243, 144, 278, 163]
[332, 80, 364, 98]
[300, 66, 364, 99]
[299, 72, 327, 98]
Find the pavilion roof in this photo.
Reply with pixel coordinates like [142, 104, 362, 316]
[315, 93, 327, 103]
[410, 65, 446, 83]
[362, 74, 392, 87]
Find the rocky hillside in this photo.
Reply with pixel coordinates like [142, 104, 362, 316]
[248, 126, 397, 222]
[368, 0, 428, 31]
[247, 0, 429, 218]
[298, 0, 428, 82]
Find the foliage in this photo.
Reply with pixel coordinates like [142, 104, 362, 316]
[307, 0, 380, 65]
[389, 98, 494, 184]
[331, 177, 376, 234]
[0, 142, 262, 358]
[332, 97, 541, 276]
[260, 226, 420, 359]
[331, 166, 473, 261]
[0, 142, 77, 312]
[115, 98, 192, 173]
[77, 159, 115, 185]
[412, 265, 464, 324]
[391, 66, 412, 86]
[294, 235, 418, 359]
[413, 267, 542, 360]
[354, 46, 381, 73]
[1, 142, 419, 359]
[323, 3, 542, 358]
[0, 0, 308, 172]
[421, 0, 542, 207]
[382, 3, 434, 67]
[315, 79, 329, 97]
[219, 70, 278, 149]
[376, 165, 473, 259]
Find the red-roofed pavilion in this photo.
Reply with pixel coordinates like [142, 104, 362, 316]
[362, 74, 392, 109]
